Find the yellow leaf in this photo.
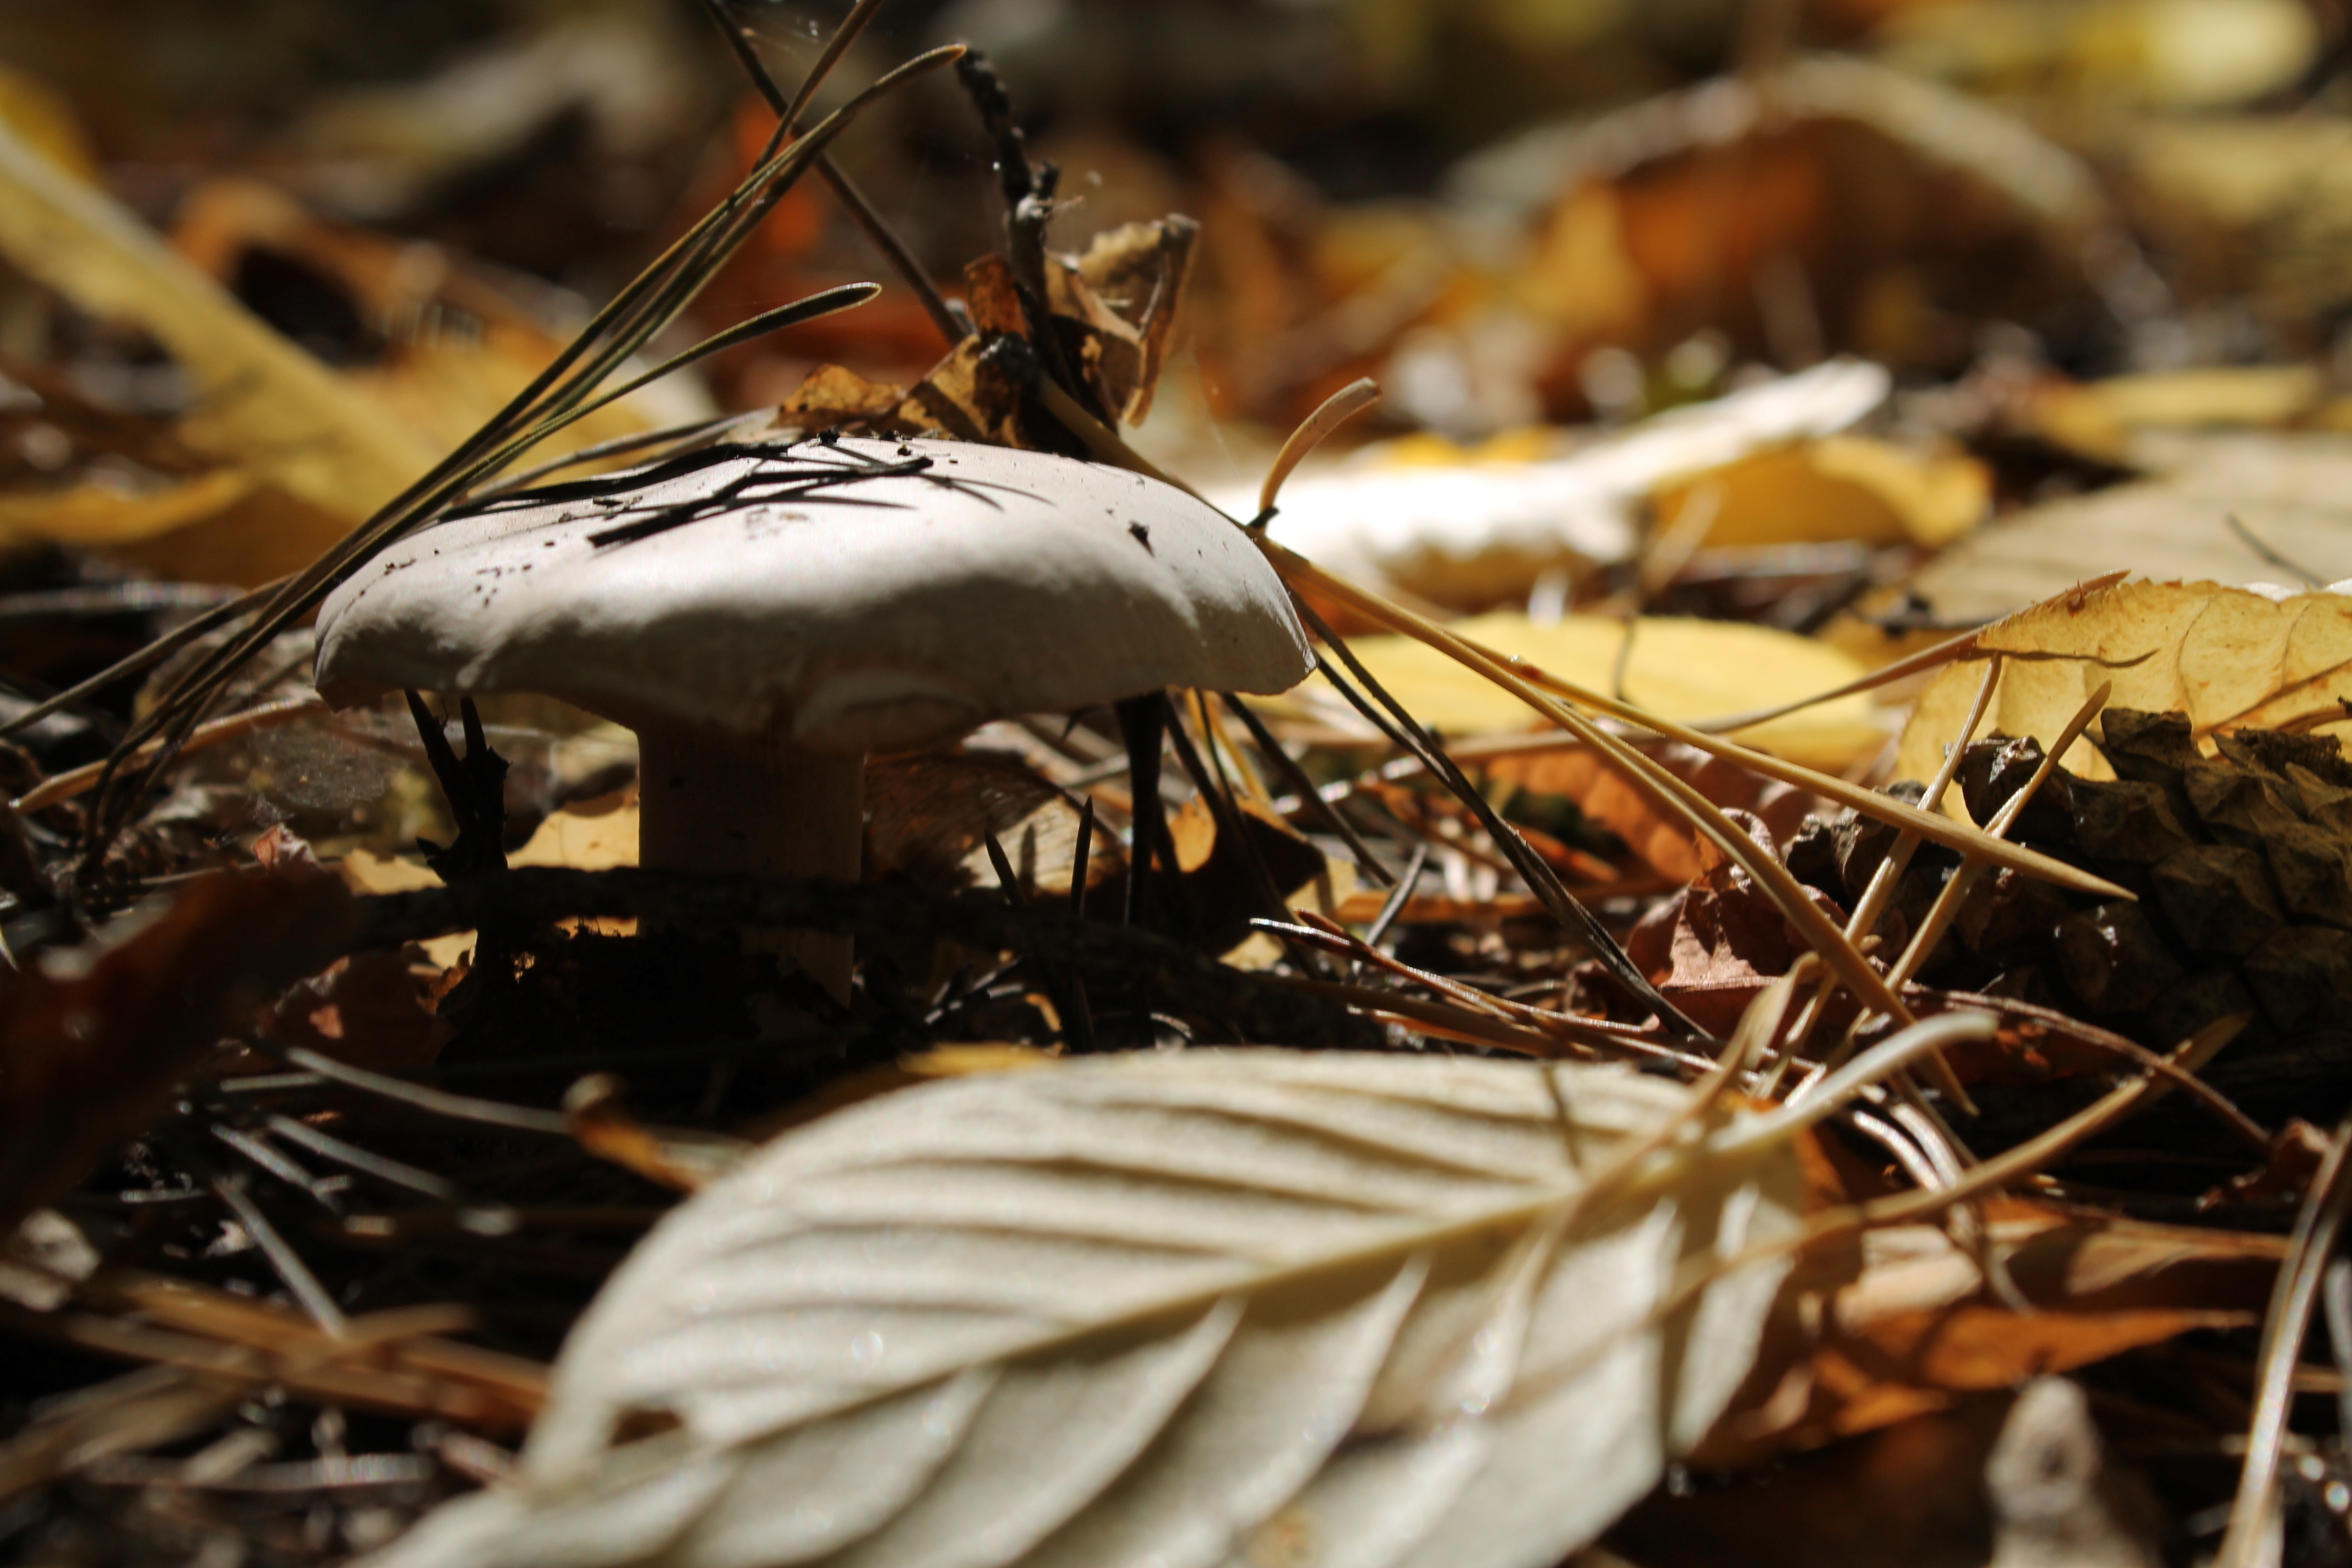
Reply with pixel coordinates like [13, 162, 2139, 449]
[510, 788, 639, 871]
[1654, 434, 1989, 550]
[0, 122, 433, 556]
[2031, 366, 2326, 462]
[0, 63, 95, 181]
[1332, 610, 1887, 771]
[0, 469, 256, 545]
[1894, 578, 2352, 787]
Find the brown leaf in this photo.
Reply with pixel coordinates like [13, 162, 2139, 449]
[1064, 215, 1197, 423]
[259, 950, 450, 1075]
[1696, 1200, 2279, 1469]
[1488, 738, 1826, 882]
[960, 253, 1030, 338]
[0, 872, 358, 1234]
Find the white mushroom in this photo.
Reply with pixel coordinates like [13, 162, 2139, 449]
[313, 434, 1313, 1000]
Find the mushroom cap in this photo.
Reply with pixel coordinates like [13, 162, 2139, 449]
[314, 435, 1311, 752]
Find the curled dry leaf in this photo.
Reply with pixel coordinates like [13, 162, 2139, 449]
[1896, 578, 2352, 788]
[1700, 1200, 2280, 1468]
[1227, 360, 1888, 609]
[363, 1049, 1807, 1568]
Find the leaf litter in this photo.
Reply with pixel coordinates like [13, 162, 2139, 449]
[4, 1, 2352, 1564]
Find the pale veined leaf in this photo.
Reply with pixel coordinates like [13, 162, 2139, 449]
[363, 1050, 1816, 1568]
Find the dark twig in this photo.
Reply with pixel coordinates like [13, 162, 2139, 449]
[350, 868, 1376, 1048]
[1292, 595, 1705, 1038]
[1161, 692, 1333, 979]
[403, 694, 509, 884]
[1116, 693, 1171, 929]
[1221, 692, 1393, 886]
[693, 0, 968, 348]
[954, 51, 1098, 417]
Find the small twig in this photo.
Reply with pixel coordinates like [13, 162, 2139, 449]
[2226, 511, 2328, 589]
[348, 868, 1376, 1048]
[403, 693, 509, 884]
[1221, 693, 1393, 886]
[2218, 1108, 2352, 1568]
[955, 52, 1097, 416]
[1064, 799, 1097, 1050]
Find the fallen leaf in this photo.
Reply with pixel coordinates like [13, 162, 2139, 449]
[1233, 360, 1890, 609]
[511, 786, 640, 873]
[1876, 0, 2316, 107]
[361, 1050, 1807, 1568]
[0, 122, 432, 543]
[1907, 431, 2352, 622]
[2028, 366, 2328, 462]
[1698, 1201, 2279, 1467]
[1653, 434, 1989, 551]
[1894, 578, 2352, 787]
[1487, 738, 1826, 883]
[1330, 609, 1886, 771]
[0, 872, 358, 1235]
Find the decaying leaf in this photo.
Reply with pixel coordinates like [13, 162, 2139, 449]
[1894, 578, 2352, 787]
[1700, 1200, 2279, 1467]
[0, 870, 358, 1235]
[363, 1049, 1809, 1568]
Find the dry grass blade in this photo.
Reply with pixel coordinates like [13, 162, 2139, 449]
[1794, 657, 2005, 1102]
[359, 1051, 1811, 1568]
[1685, 571, 2132, 735]
[1853, 1014, 2248, 1228]
[1442, 600, 2125, 897]
[1268, 535, 1913, 1031]
[2217, 1109, 2352, 1568]
[12, 696, 324, 812]
[1257, 376, 1382, 521]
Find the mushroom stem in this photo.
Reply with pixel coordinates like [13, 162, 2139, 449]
[633, 721, 863, 1001]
